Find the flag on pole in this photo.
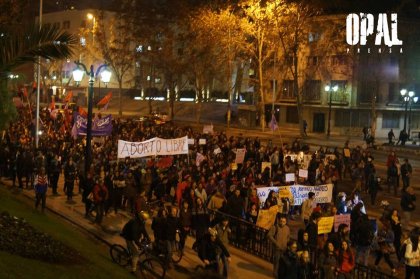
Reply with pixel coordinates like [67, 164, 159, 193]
[269, 113, 278, 131]
[97, 92, 112, 106]
[71, 123, 78, 139]
[100, 102, 109, 112]
[78, 107, 88, 117]
[22, 87, 28, 98]
[63, 91, 73, 103]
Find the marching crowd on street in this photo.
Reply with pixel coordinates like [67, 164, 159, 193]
[0, 104, 419, 279]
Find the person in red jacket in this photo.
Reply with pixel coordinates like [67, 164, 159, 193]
[93, 177, 109, 225]
[337, 240, 355, 278]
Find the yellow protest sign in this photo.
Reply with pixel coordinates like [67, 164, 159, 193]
[318, 216, 335, 234]
[256, 206, 278, 230]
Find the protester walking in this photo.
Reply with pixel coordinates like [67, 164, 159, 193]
[34, 167, 48, 213]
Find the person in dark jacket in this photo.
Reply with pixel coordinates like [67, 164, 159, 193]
[82, 172, 94, 218]
[152, 207, 168, 243]
[164, 206, 181, 269]
[179, 200, 192, 251]
[192, 197, 210, 251]
[401, 187, 416, 228]
[63, 157, 77, 202]
[121, 211, 150, 273]
[199, 228, 231, 277]
[49, 154, 61, 195]
[400, 158, 413, 191]
[306, 212, 321, 251]
[278, 240, 299, 279]
[319, 241, 338, 279]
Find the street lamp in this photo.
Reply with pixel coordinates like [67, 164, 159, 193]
[400, 89, 416, 135]
[325, 84, 338, 138]
[409, 95, 418, 139]
[72, 61, 111, 176]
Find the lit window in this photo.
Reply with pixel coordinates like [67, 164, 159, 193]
[80, 37, 86, 46]
[147, 45, 152, 51]
[147, 75, 151, 81]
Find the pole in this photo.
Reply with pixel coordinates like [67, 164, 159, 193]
[35, 0, 43, 148]
[408, 101, 412, 139]
[403, 98, 409, 132]
[85, 65, 94, 177]
[227, 13, 232, 130]
[327, 90, 332, 138]
[272, 51, 276, 136]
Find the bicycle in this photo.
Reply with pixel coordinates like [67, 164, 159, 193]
[144, 233, 183, 264]
[109, 241, 166, 279]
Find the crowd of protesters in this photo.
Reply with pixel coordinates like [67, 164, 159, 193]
[0, 104, 419, 279]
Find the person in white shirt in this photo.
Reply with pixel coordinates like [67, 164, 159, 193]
[405, 230, 420, 278]
[301, 192, 316, 226]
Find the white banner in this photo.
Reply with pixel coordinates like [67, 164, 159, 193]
[256, 184, 333, 207]
[118, 136, 188, 158]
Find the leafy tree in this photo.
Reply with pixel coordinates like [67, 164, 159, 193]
[0, 24, 77, 130]
[94, 10, 135, 117]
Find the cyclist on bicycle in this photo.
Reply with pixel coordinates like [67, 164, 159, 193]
[198, 227, 231, 278]
[120, 210, 151, 273]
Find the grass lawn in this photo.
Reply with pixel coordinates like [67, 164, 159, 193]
[0, 185, 133, 279]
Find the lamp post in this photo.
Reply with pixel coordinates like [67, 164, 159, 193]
[325, 84, 338, 138]
[409, 95, 418, 139]
[72, 62, 111, 176]
[400, 89, 416, 134]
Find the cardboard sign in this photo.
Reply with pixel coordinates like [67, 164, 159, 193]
[344, 148, 351, 157]
[188, 138, 195, 145]
[285, 173, 295, 182]
[214, 147, 221, 155]
[318, 216, 335, 234]
[235, 149, 246, 164]
[256, 205, 278, 230]
[199, 139, 206, 145]
[203, 124, 214, 134]
[334, 214, 351, 232]
[298, 169, 308, 178]
[231, 163, 238, 170]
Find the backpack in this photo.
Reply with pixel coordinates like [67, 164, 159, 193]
[120, 219, 134, 239]
[354, 217, 374, 246]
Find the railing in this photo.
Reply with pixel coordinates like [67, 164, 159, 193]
[208, 209, 396, 279]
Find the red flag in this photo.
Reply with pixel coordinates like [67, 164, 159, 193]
[78, 107, 88, 117]
[63, 91, 73, 103]
[97, 92, 112, 106]
[49, 99, 55, 111]
[22, 87, 28, 98]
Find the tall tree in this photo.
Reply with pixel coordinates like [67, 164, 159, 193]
[0, 24, 77, 129]
[94, 10, 135, 116]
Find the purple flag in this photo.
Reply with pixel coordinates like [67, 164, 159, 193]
[74, 113, 112, 136]
[269, 113, 278, 131]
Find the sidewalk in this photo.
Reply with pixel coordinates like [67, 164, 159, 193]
[0, 177, 272, 279]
